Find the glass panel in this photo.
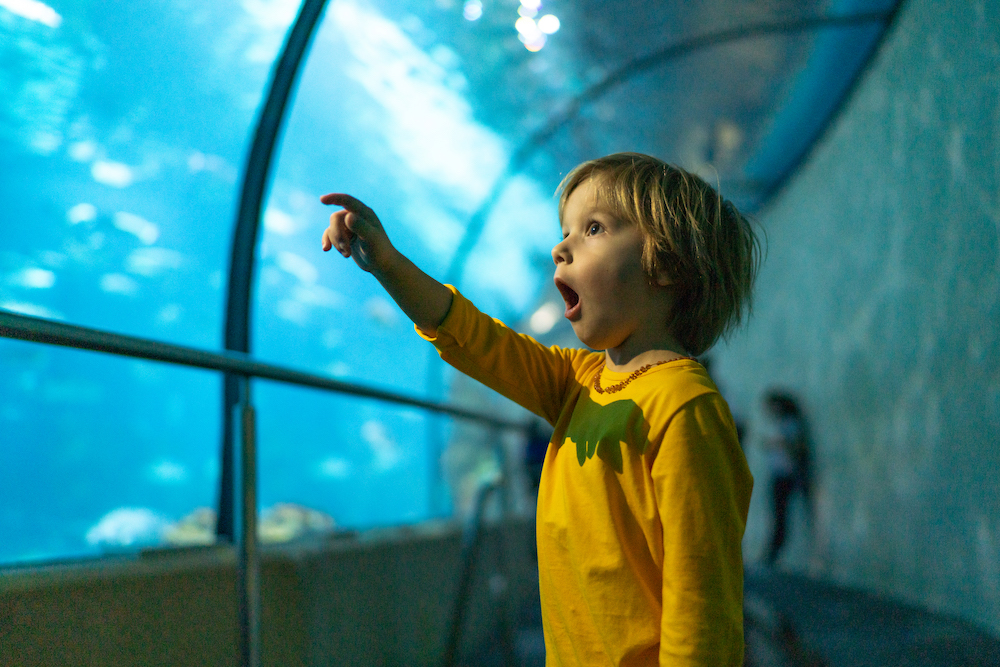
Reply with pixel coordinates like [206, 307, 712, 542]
[254, 0, 560, 397]
[360, 0, 896, 216]
[0, 0, 900, 560]
[254, 380, 509, 530]
[517, 23, 889, 213]
[252, 3, 896, 398]
[249, 1, 896, 528]
[0, 0, 300, 345]
[0, 339, 220, 564]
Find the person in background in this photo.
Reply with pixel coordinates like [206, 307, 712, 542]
[761, 390, 812, 567]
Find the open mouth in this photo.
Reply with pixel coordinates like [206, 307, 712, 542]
[554, 278, 580, 319]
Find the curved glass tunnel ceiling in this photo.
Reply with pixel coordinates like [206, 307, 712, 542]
[0, 0, 897, 563]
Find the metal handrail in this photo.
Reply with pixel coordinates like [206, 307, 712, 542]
[1, 309, 526, 667]
[0, 310, 525, 430]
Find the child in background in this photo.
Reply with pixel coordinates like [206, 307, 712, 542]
[321, 153, 760, 666]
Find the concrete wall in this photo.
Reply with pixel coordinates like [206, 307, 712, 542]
[715, 0, 1000, 636]
[0, 519, 538, 666]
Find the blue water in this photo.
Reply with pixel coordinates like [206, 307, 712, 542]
[1, 0, 887, 564]
[0, 0, 552, 564]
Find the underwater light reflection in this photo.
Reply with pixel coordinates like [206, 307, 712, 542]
[0, 0, 61, 27]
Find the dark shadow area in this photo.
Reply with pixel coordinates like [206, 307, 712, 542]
[461, 564, 1000, 667]
[744, 568, 1000, 667]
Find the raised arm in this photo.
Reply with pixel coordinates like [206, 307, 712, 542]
[320, 193, 452, 336]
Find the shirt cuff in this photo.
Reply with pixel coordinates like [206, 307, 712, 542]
[414, 283, 462, 342]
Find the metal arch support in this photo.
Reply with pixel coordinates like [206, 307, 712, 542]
[443, 8, 899, 288]
[220, 0, 330, 542]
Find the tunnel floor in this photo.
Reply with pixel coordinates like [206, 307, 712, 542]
[743, 566, 1000, 667]
[465, 566, 1000, 667]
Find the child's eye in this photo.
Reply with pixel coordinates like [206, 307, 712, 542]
[587, 222, 602, 235]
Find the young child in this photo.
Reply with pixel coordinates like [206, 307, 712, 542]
[321, 153, 759, 666]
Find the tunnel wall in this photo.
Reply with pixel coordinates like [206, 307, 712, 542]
[0, 519, 538, 666]
[715, 0, 1000, 635]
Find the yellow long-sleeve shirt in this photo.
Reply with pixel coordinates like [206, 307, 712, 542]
[419, 286, 752, 666]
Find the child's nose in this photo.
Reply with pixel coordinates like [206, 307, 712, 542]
[552, 240, 570, 265]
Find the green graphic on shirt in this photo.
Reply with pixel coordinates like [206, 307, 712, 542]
[564, 397, 651, 473]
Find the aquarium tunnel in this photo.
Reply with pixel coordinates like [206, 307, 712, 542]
[1, 0, 999, 665]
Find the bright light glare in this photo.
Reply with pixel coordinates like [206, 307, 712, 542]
[241, 0, 299, 30]
[517, 5, 537, 18]
[0, 0, 62, 27]
[91, 161, 134, 188]
[264, 207, 297, 235]
[16, 268, 56, 289]
[151, 460, 188, 483]
[100, 273, 140, 297]
[537, 14, 560, 34]
[332, 1, 507, 214]
[67, 203, 97, 224]
[332, 1, 553, 309]
[516, 16, 546, 51]
[515, 16, 537, 36]
[126, 248, 183, 277]
[529, 302, 562, 334]
[520, 0, 542, 10]
[113, 212, 159, 245]
[277, 251, 319, 284]
[463, 0, 482, 21]
[68, 141, 96, 162]
[0, 300, 63, 320]
[319, 457, 351, 478]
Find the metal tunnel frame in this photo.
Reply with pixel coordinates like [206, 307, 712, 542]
[221, 4, 331, 661]
[220, 0, 330, 546]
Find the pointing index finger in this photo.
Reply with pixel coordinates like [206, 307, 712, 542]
[320, 193, 372, 217]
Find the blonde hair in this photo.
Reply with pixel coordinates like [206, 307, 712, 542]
[557, 153, 761, 356]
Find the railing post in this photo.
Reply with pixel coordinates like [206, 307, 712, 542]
[235, 378, 261, 667]
[444, 478, 504, 667]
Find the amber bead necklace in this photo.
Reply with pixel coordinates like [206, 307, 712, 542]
[592, 356, 696, 394]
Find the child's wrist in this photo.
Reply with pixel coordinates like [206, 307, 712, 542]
[370, 245, 404, 281]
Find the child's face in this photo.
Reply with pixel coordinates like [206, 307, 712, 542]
[553, 177, 671, 354]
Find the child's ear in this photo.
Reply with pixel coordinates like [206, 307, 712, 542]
[653, 269, 673, 287]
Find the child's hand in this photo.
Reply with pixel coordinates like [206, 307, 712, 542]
[320, 193, 453, 333]
[320, 193, 394, 273]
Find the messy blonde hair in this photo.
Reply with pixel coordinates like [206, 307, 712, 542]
[557, 153, 761, 356]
